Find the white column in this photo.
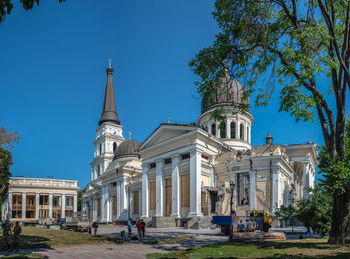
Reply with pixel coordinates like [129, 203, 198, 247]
[141, 164, 149, 217]
[61, 194, 66, 218]
[105, 193, 110, 222]
[49, 194, 53, 218]
[22, 192, 26, 219]
[207, 121, 211, 134]
[272, 170, 280, 213]
[138, 191, 142, 217]
[92, 198, 97, 221]
[189, 150, 203, 217]
[249, 170, 256, 210]
[120, 179, 127, 220]
[171, 154, 180, 217]
[215, 121, 219, 138]
[130, 191, 134, 217]
[117, 183, 121, 219]
[35, 193, 40, 219]
[7, 192, 12, 220]
[73, 195, 77, 213]
[101, 186, 107, 222]
[155, 160, 164, 216]
[236, 118, 240, 140]
[226, 119, 230, 139]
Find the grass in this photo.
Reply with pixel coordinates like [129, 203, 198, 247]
[0, 226, 112, 250]
[156, 235, 195, 245]
[147, 238, 350, 259]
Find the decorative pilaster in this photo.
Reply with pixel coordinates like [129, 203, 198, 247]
[130, 191, 134, 217]
[92, 198, 97, 221]
[189, 150, 203, 217]
[101, 186, 107, 222]
[61, 194, 66, 218]
[249, 170, 256, 210]
[35, 193, 40, 219]
[171, 154, 180, 217]
[49, 194, 53, 218]
[271, 170, 280, 213]
[141, 164, 149, 218]
[155, 160, 164, 216]
[22, 193, 26, 219]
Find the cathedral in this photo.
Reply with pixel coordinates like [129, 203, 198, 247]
[82, 62, 317, 228]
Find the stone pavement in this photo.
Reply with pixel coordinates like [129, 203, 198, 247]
[0, 226, 228, 259]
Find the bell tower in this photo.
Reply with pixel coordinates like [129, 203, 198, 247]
[91, 60, 124, 181]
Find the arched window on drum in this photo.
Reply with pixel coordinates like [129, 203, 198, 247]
[220, 122, 226, 138]
[230, 121, 236, 139]
[211, 123, 216, 137]
[240, 123, 244, 141]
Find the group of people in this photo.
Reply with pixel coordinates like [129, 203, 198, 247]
[129, 218, 145, 240]
[237, 219, 257, 232]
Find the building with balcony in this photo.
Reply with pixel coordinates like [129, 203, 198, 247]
[1, 177, 79, 221]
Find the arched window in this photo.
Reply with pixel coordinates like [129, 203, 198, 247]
[113, 142, 117, 152]
[230, 122, 236, 139]
[99, 144, 102, 155]
[240, 123, 244, 141]
[211, 123, 216, 137]
[220, 122, 226, 138]
[97, 165, 101, 177]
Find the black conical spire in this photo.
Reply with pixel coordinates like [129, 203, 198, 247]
[98, 59, 120, 126]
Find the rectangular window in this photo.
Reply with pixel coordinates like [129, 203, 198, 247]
[149, 163, 156, 169]
[164, 158, 171, 165]
[149, 181, 156, 210]
[237, 173, 250, 205]
[40, 195, 49, 205]
[133, 191, 139, 214]
[181, 153, 190, 160]
[181, 174, 190, 207]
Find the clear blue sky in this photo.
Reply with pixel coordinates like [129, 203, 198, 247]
[1, 0, 347, 188]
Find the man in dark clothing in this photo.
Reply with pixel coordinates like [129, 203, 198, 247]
[92, 221, 99, 235]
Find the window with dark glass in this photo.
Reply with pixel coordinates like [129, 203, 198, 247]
[181, 153, 190, 160]
[220, 122, 226, 138]
[150, 163, 156, 169]
[211, 123, 216, 136]
[164, 158, 171, 165]
[230, 122, 236, 139]
[240, 124, 244, 141]
[113, 142, 117, 152]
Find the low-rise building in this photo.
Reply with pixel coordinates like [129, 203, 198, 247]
[1, 177, 79, 221]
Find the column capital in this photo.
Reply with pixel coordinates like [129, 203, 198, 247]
[170, 153, 180, 159]
[189, 149, 202, 156]
[155, 158, 164, 165]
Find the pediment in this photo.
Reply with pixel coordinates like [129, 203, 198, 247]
[140, 124, 198, 150]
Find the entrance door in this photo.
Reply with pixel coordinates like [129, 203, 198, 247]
[165, 178, 172, 216]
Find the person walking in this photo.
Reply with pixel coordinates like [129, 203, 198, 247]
[127, 218, 132, 238]
[92, 220, 99, 235]
[140, 219, 146, 238]
[13, 221, 22, 244]
[136, 220, 143, 240]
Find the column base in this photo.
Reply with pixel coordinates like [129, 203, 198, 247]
[170, 213, 180, 218]
[188, 212, 203, 218]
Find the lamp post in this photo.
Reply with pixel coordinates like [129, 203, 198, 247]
[229, 180, 235, 242]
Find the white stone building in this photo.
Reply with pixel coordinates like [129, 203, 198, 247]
[82, 63, 317, 227]
[1, 177, 78, 221]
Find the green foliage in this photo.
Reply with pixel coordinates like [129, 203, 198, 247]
[0, 0, 65, 22]
[77, 186, 86, 211]
[275, 186, 297, 230]
[319, 119, 350, 195]
[296, 185, 332, 236]
[0, 146, 12, 201]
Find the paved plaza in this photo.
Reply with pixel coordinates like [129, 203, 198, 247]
[0, 226, 228, 259]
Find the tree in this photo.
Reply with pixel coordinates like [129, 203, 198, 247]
[0, 146, 12, 212]
[0, 126, 19, 148]
[190, 0, 349, 245]
[275, 186, 297, 232]
[296, 185, 332, 236]
[77, 187, 86, 212]
[0, 0, 65, 22]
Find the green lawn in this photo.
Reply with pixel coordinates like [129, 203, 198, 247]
[0, 226, 112, 250]
[147, 238, 350, 259]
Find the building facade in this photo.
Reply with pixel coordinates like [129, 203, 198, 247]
[82, 63, 317, 227]
[1, 177, 78, 221]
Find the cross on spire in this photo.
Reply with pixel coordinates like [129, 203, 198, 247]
[108, 58, 112, 68]
[128, 131, 132, 139]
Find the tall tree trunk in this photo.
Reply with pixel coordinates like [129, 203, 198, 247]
[329, 191, 350, 245]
